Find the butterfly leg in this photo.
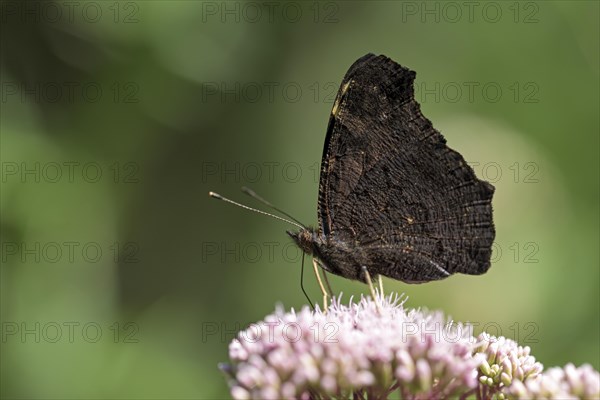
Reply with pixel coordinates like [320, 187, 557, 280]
[312, 258, 330, 312]
[378, 274, 384, 297]
[322, 270, 334, 297]
[300, 252, 314, 309]
[362, 266, 382, 313]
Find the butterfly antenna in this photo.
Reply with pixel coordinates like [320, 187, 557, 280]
[209, 191, 305, 230]
[241, 186, 306, 227]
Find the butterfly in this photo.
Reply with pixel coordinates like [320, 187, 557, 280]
[211, 53, 495, 298]
[286, 53, 495, 284]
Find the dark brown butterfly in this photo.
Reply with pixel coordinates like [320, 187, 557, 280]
[211, 53, 495, 287]
[287, 53, 495, 284]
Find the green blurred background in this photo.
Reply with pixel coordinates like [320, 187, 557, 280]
[1, 1, 598, 398]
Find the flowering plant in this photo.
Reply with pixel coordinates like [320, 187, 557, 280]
[220, 293, 599, 399]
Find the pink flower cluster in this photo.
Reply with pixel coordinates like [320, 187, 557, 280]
[221, 293, 599, 400]
[475, 333, 543, 398]
[508, 363, 599, 399]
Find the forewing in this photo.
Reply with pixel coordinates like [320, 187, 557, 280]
[317, 54, 495, 281]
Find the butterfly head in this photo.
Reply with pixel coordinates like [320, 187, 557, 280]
[286, 227, 321, 257]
